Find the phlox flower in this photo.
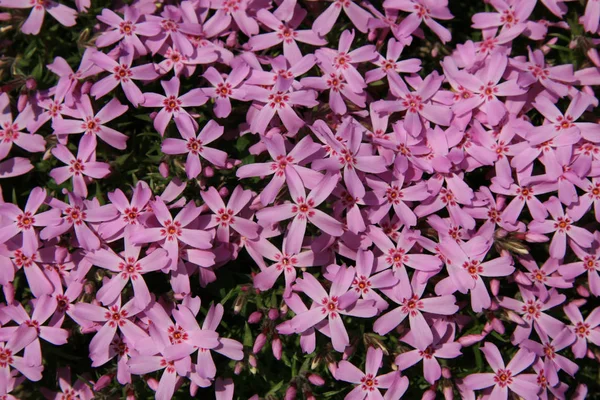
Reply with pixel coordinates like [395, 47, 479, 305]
[0, 325, 43, 387]
[373, 273, 459, 349]
[383, 0, 453, 43]
[49, 136, 111, 198]
[98, 180, 152, 241]
[0, 187, 60, 254]
[96, 7, 161, 55]
[515, 256, 571, 301]
[395, 321, 462, 384]
[203, 0, 259, 37]
[52, 95, 129, 150]
[312, 0, 374, 35]
[200, 63, 250, 119]
[87, 238, 169, 308]
[142, 76, 208, 136]
[0, 0, 77, 35]
[287, 268, 377, 352]
[162, 118, 228, 179]
[90, 45, 159, 107]
[0, 94, 45, 161]
[40, 367, 94, 400]
[0, 243, 55, 298]
[462, 342, 538, 400]
[563, 303, 600, 359]
[559, 236, 600, 296]
[144, 6, 203, 56]
[236, 133, 322, 206]
[255, 173, 344, 252]
[511, 47, 575, 98]
[130, 198, 212, 268]
[521, 328, 578, 386]
[335, 347, 409, 400]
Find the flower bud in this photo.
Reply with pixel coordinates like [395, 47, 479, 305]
[126, 389, 136, 400]
[421, 389, 436, 400]
[524, 232, 548, 243]
[272, 335, 282, 360]
[253, 333, 267, 354]
[457, 334, 485, 346]
[513, 271, 531, 286]
[284, 384, 297, 400]
[25, 78, 36, 90]
[159, 162, 169, 178]
[146, 377, 159, 391]
[307, 373, 325, 386]
[203, 166, 214, 178]
[443, 384, 454, 400]
[248, 311, 262, 324]
[219, 186, 229, 198]
[94, 374, 113, 391]
[505, 310, 525, 325]
[17, 94, 27, 112]
[489, 279, 500, 296]
[576, 285, 590, 298]
[248, 354, 258, 368]
[572, 384, 588, 400]
[571, 299, 587, 307]
[81, 80, 93, 94]
[441, 367, 452, 379]
[234, 361, 244, 375]
[268, 308, 279, 320]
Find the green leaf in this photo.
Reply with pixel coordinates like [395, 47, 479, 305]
[243, 322, 253, 347]
[266, 380, 284, 395]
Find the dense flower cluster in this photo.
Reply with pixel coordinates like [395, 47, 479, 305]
[0, 0, 600, 398]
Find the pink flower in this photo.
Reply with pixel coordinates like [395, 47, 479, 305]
[335, 347, 409, 400]
[142, 76, 208, 135]
[520, 328, 577, 386]
[98, 181, 152, 241]
[256, 173, 344, 252]
[90, 45, 159, 107]
[161, 118, 228, 179]
[287, 268, 377, 352]
[0, 325, 43, 384]
[563, 303, 600, 359]
[96, 7, 161, 55]
[88, 238, 169, 308]
[373, 273, 458, 349]
[0, 187, 60, 254]
[52, 95, 129, 150]
[383, 0, 454, 43]
[0, 0, 77, 35]
[462, 342, 538, 400]
[200, 64, 250, 118]
[312, 0, 374, 35]
[559, 236, 600, 296]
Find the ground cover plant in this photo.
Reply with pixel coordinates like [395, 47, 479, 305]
[0, 0, 600, 398]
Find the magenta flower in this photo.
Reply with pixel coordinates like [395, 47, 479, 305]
[236, 133, 322, 205]
[498, 287, 566, 344]
[72, 296, 148, 367]
[0, 187, 60, 254]
[252, 237, 328, 297]
[395, 321, 462, 384]
[247, 8, 327, 64]
[516, 256, 570, 301]
[40, 367, 94, 400]
[200, 64, 250, 119]
[52, 95, 129, 150]
[95, 7, 161, 55]
[246, 80, 318, 135]
[373, 274, 458, 349]
[570, 178, 600, 223]
[528, 197, 594, 259]
[0, 325, 43, 383]
[0, 295, 69, 366]
[0, 94, 45, 161]
[337, 249, 398, 311]
[559, 237, 600, 296]
[521, 328, 578, 386]
[203, 0, 259, 37]
[471, 0, 536, 37]
[200, 185, 259, 243]
[462, 342, 538, 400]
[436, 236, 514, 312]
[255, 173, 344, 252]
[0, 243, 55, 298]
[98, 181, 152, 241]
[511, 47, 575, 97]
[144, 7, 203, 56]
[312, 0, 374, 35]
[161, 118, 228, 179]
[90, 46, 159, 107]
[365, 38, 422, 84]
[88, 238, 169, 308]
[288, 268, 377, 352]
[49, 136, 111, 198]
[315, 30, 377, 92]
[0, 0, 77, 35]
[130, 198, 212, 268]
[335, 347, 409, 400]
[45, 51, 102, 107]
[142, 76, 208, 136]
[563, 303, 600, 359]
[383, 0, 454, 43]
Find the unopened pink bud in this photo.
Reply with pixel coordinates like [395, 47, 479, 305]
[307, 373, 325, 386]
[513, 271, 531, 286]
[524, 233, 548, 243]
[17, 94, 27, 112]
[248, 311, 262, 324]
[457, 334, 485, 346]
[577, 285, 590, 298]
[203, 166, 214, 178]
[146, 377, 159, 391]
[248, 354, 257, 368]
[422, 389, 436, 400]
[94, 374, 113, 391]
[159, 162, 169, 178]
[25, 78, 36, 90]
[572, 384, 588, 400]
[0, 12, 11, 21]
[489, 279, 500, 296]
[126, 389, 136, 400]
[443, 385, 454, 400]
[253, 333, 267, 354]
[268, 308, 279, 320]
[284, 384, 297, 400]
[219, 187, 229, 198]
[441, 367, 452, 379]
[571, 299, 587, 307]
[234, 361, 244, 375]
[327, 362, 337, 376]
[81, 80, 93, 94]
[505, 310, 525, 325]
[272, 335, 282, 360]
